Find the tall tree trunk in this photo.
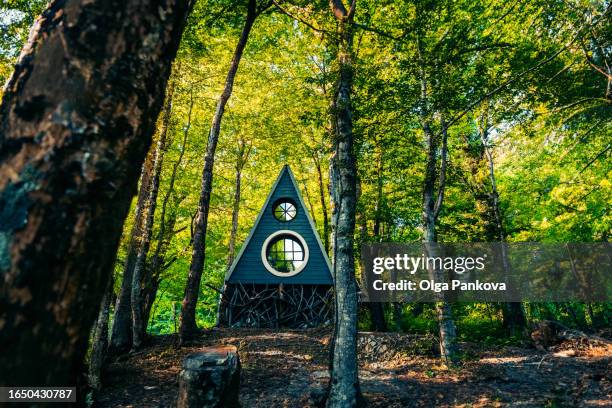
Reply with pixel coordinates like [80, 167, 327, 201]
[314, 152, 330, 253]
[227, 139, 251, 269]
[88, 275, 113, 391]
[373, 143, 384, 239]
[302, 178, 318, 226]
[0, 0, 193, 388]
[131, 81, 174, 350]
[368, 148, 389, 331]
[357, 177, 387, 332]
[477, 114, 526, 334]
[142, 203, 180, 327]
[416, 37, 456, 362]
[143, 91, 193, 329]
[180, 0, 260, 341]
[110, 149, 154, 353]
[327, 1, 362, 406]
[226, 167, 242, 269]
[421, 115, 457, 363]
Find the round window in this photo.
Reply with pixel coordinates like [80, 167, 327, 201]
[273, 200, 297, 222]
[261, 230, 309, 277]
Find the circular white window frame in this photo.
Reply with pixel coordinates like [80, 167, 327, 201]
[273, 200, 297, 222]
[261, 230, 309, 277]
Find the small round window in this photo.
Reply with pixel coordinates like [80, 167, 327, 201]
[261, 230, 309, 277]
[273, 200, 297, 222]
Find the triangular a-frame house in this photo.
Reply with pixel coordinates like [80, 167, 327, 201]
[219, 165, 334, 328]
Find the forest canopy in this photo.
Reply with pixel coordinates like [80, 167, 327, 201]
[108, 0, 611, 333]
[1, 0, 609, 352]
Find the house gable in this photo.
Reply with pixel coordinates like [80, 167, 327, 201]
[226, 165, 333, 285]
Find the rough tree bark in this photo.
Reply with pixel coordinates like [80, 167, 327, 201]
[0, 0, 193, 388]
[227, 138, 252, 269]
[110, 148, 154, 353]
[327, 1, 363, 406]
[88, 275, 113, 391]
[131, 81, 174, 350]
[180, 0, 263, 341]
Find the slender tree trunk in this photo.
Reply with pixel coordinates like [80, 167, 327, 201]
[142, 174, 182, 328]
[0, 0, 193, 388]
[110, 149, 154, 353]
[421, 116, 457, 363]
[227, 140, 251, 268]
[88, 275, 113, 391]
[369, 149, 397, 330]
[327, 1, 362, 406]
[392, 303, 403, 330]
[227, 166, 243, 268]
[314, 152, 330, 253]
[220, 141, 250, 328]
[415, 37, 456, 361]
[373, 144, 383, 239]
[357, 177, 387, 332]
[303, 179, 318, 226]
[131, 82, 174, 350]
[143, 92, 193, 329]
[180, 0, 260, 341]
[478, 115, 526, 334]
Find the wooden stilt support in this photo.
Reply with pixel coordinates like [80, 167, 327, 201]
[218, 284, 333, 328]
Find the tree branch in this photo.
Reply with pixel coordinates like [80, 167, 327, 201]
[438, 5, 611, 139]
[580, 144, 611, 174]
[272, 0, 329, 33]
[352, 22, 404, 41]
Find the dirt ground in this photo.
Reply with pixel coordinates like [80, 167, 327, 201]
[97, 328, 611, 408]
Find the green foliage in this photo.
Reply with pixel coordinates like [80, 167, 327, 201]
[2, 1, 608, 336]
[0, 0, 46, 86]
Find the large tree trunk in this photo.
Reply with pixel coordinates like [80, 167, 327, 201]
[327, 1, 362, 406]
[110, 148, 154, 353]
[131, 81, 174, 350]
[0, 0, 193, 388]
[88, 275, 113, 391]
[180, 0, 260, 342]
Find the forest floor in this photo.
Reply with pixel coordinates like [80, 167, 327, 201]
[97, 328, 611, 408]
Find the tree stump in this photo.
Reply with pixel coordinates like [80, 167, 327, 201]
[177, 346, 240, 408]
[531, 320, 561, 350]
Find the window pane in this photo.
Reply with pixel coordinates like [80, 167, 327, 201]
[273, 201, 297, 221]
[266, 235, 304, 273]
